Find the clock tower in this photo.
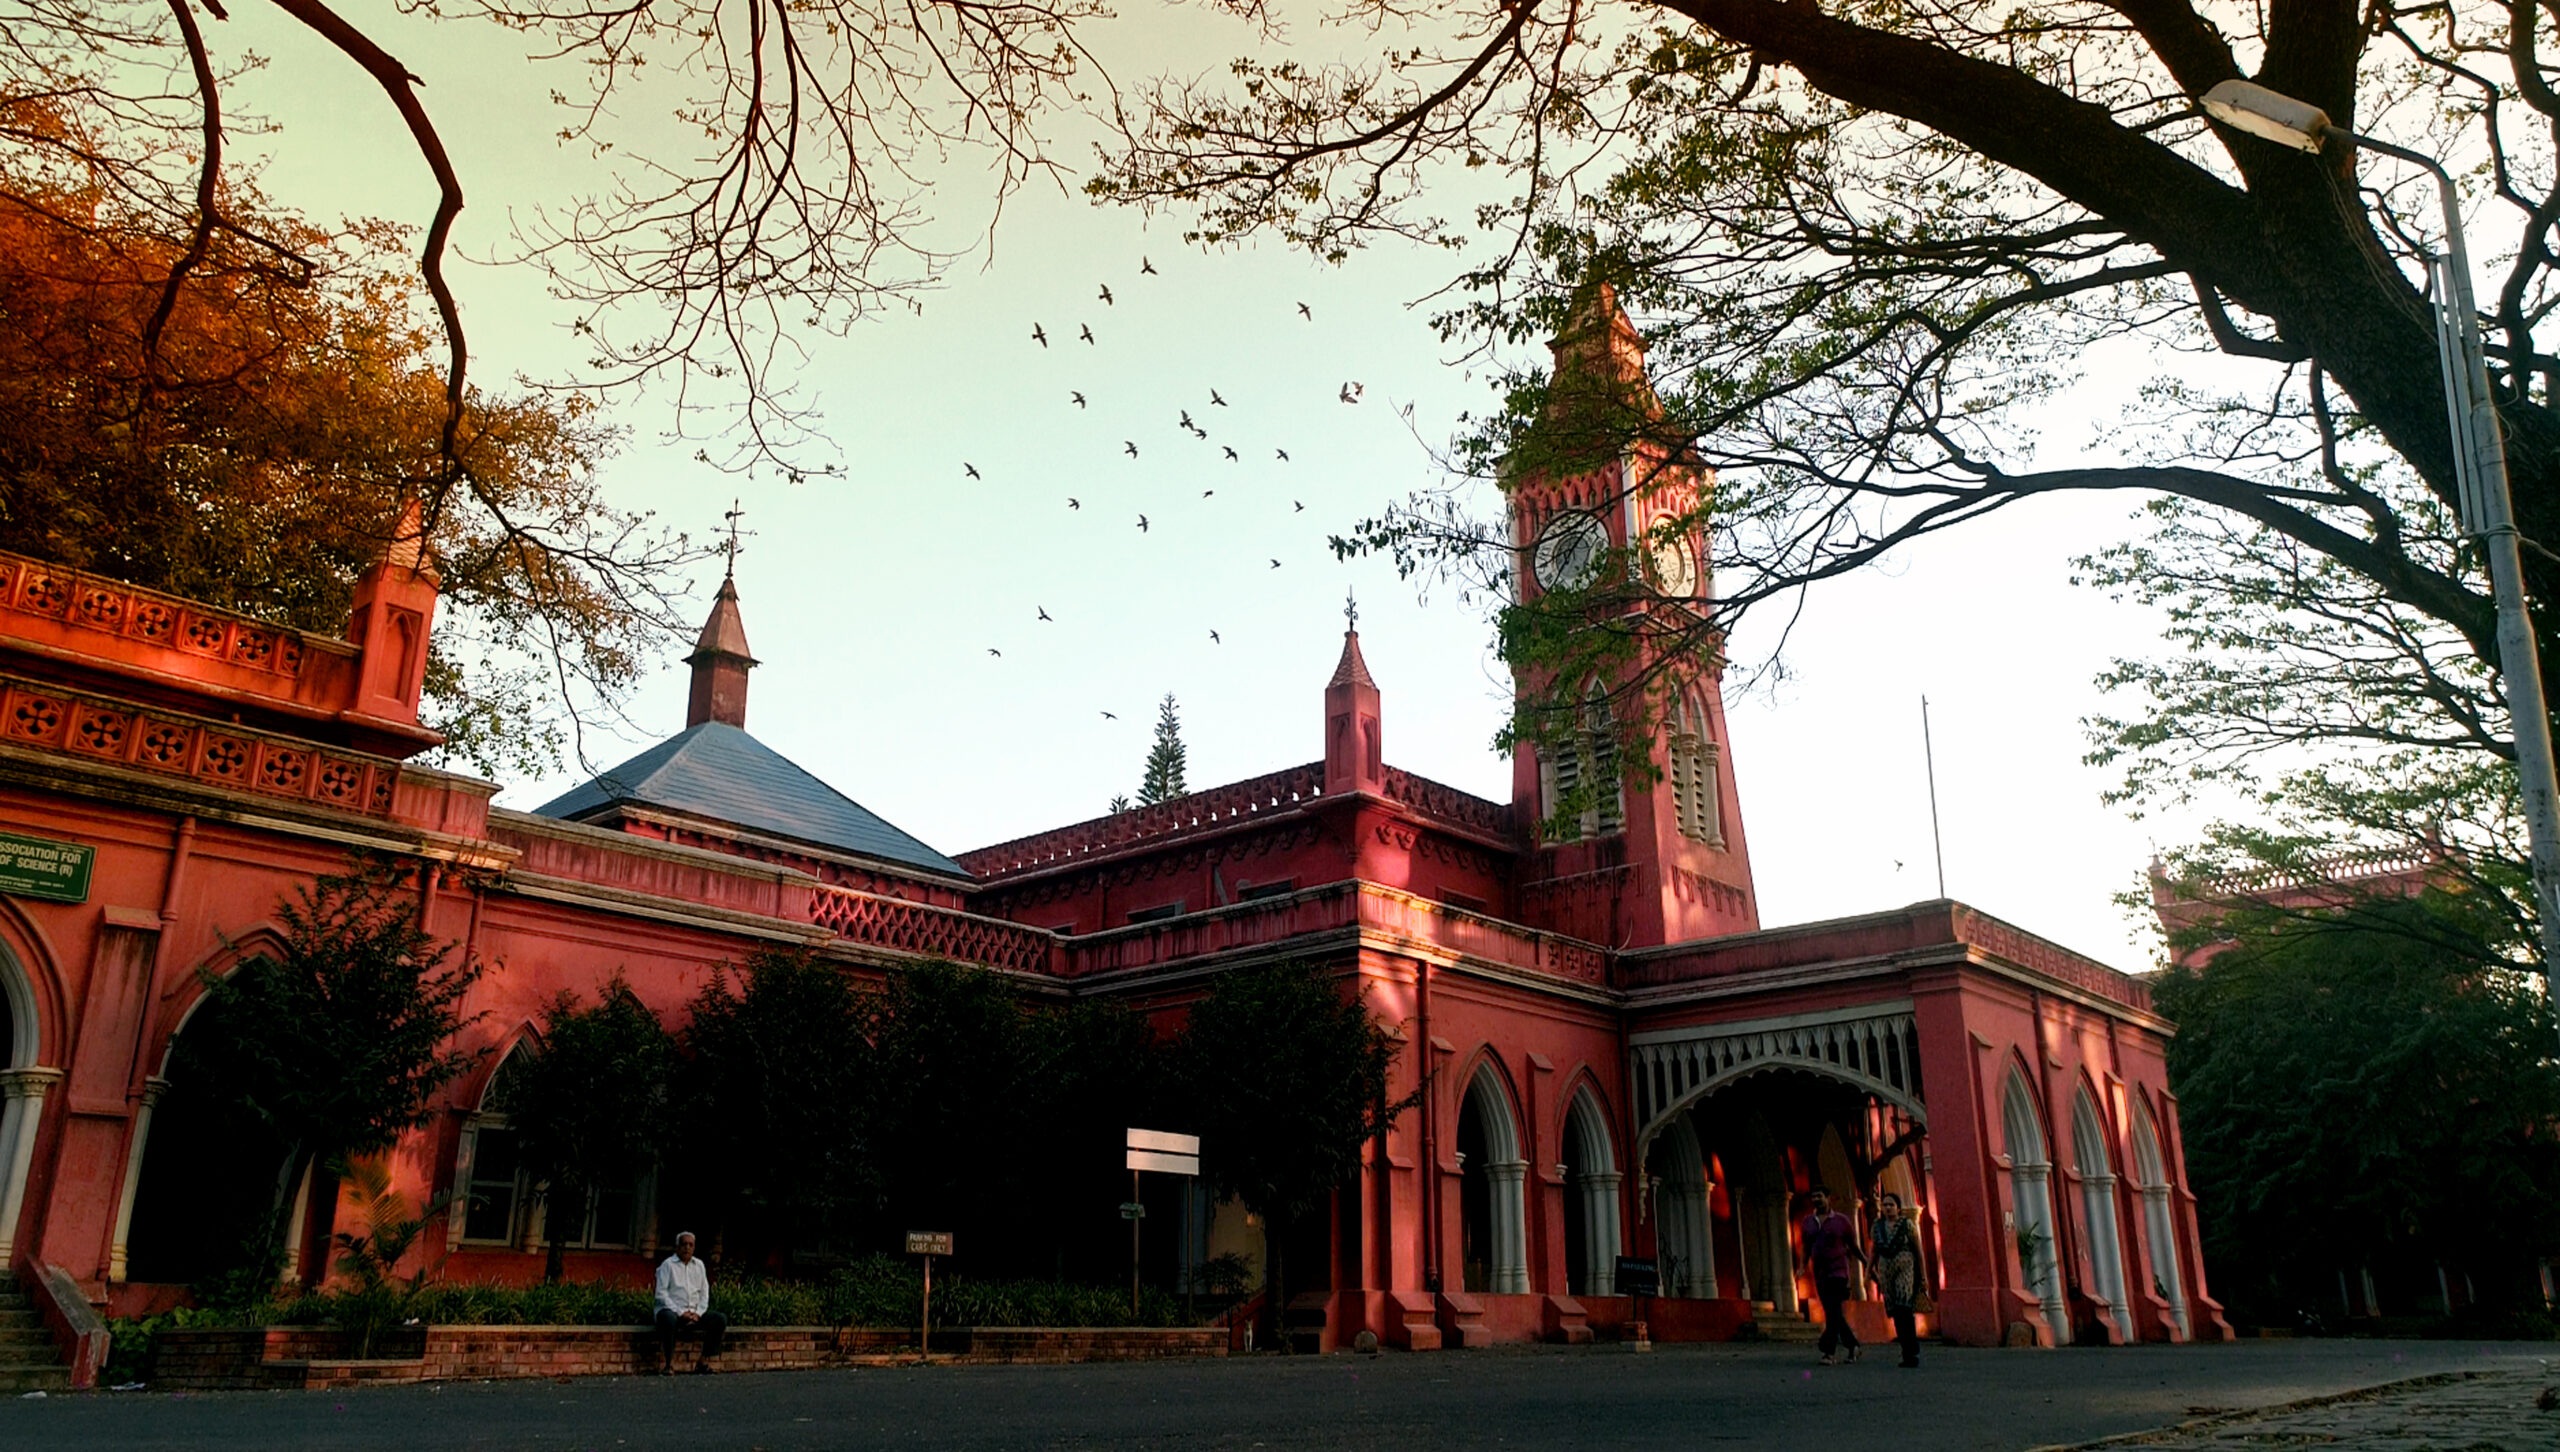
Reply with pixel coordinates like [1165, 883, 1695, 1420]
[1506, 281, 1759, 948]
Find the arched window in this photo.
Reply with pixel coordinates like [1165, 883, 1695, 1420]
[451, 1042, 652, 1257]
[1646, 1112, 1718, 1298]
[2002, 1069, 2070, 1345]
[1456, 1061, 1529, 1294]
[2071, 1086, 2132, 1341]
[1561, 1087, 1624, 1296]
[2129, 1097, 2190, 1338]
[1669, 693, 1725, 847]
[1540, 684, 1626, 842]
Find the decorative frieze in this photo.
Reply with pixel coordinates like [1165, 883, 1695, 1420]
[0, 553, 316, 681]
[0, 675, 398, 817]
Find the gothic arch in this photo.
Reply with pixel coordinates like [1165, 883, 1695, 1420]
[1669, 691, 1725, 847]
[1645, 1109, 1718, 1298]
[2069, 1079, 2131, 1341]
[1455, 1055, 1529, 1294]
[2128, 1091, 2190, 1338]
[449, 1034, 542, 1252]
[0, 924, 58, 1266]
[0, 896, 67, 1067]
[2000, 1064, 2069, 1345]
[1630, 1009, 1926, 1166]
[1559, 1080, 1623, 1296]
[147, 923, 288, 1077]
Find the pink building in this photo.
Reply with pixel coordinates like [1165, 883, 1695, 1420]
[0, 290, 2224, 1384]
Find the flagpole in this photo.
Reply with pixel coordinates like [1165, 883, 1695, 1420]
[1922, 696, 1947, 899]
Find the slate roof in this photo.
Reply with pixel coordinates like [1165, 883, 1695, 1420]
[532, 720, 969, 879]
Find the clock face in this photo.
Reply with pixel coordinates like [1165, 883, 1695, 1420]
[1648, 535, 1699, 598]
[1533, 510, 1609, 591]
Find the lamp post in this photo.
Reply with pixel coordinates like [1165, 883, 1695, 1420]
[2201, 80, 2560, 979]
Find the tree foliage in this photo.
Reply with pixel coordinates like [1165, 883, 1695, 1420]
[2152, 889, 2560, 1323]
[504, 976, 677, 1282]
[1176, 961, 1413, 1343]
[168, 863, 484, 1284]
[673, 947, 875, 1266]
[1138, 693, 1189, 806]
[0, 102, 707, 774]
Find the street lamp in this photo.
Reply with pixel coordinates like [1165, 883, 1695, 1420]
[2200, 79, 2560, 977]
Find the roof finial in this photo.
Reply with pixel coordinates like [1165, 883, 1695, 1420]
[721, 498, 751, 578]
[1344, 587, 1359, 634]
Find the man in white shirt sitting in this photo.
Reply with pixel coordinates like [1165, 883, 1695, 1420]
[652, 1232, 728, 1374]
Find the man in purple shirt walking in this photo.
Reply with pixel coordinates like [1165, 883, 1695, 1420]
[1800, 1186, 1866, 1364]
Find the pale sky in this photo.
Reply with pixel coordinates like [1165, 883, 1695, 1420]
[198, 6, 2227, 970]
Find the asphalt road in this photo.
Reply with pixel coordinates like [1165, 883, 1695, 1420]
[2, 1339, 2549, 1452]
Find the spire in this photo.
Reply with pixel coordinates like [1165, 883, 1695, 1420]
[346, 495, 440, 729]
[1531, 278, 1663, 473]
[684, 573, 759, 730]
[1324, 597, 1384, 795]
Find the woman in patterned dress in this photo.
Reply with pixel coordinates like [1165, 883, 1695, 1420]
[1870, 1190, 1925, 1367]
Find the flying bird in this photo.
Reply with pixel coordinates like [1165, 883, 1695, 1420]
[1297, 302, 1312, 320]
[1140, 256, 1158, 275]
[1210, 388, 1227, 406]
[1032, 323, 1048, 347]
[1202, 489, 1215, 498]
[1136, 514, 1149, 532]
[1037, 607, 1053, 622]
[1269, 559, 1282, 569]
[1099, 283, 1115, 305]
[963, 463, 981, 479]
[1293, 501, 1305, 512]
[1068, 497, 1080, 509]
[1071, 391, 1087, 408]
[1080, 324, 1096, 344]
[1339, 382, 1364, 403]
[1179, 409, 1197, 431]
[1124, 440, 1139, 457]
[1102, 710, 1119, 719]
[1209, 630, 1222, 644]
[987, 648, 1002, 657]
[1223, 446, 1238, 461]
[1276, 449, 1291, 461]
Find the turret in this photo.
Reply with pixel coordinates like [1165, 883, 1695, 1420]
[1324, 600, 1385, 797]
[345, 499, 439, 730]
[685, 572, 758, 729]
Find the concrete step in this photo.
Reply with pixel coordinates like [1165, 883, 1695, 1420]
[0, 1365, 69, 1395]
[1752, 1317, 1823, 1343]
[0, 1329, 57, 1354]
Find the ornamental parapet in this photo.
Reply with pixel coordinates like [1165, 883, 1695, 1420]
[0, 671, 402, 818]
[958, 760, 1515, 884]
[1619, 899, 2151, 1014]
[0, 548, 438, 756]
[1058, 881, 1608, 987]
[808, 884, 1064, 975]
[956, 763, 1329, 878]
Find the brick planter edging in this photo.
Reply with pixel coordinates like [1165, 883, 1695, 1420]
[150, 1324, 1229, 1390]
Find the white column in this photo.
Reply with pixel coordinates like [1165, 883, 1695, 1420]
[106, 1076, 167, 1281]
[2082, 1169, 2131, 1340]
[2142, 1185, 2189, 1338]
[2014, 1165, 2068, 1343]
[1583, 1170, 1623, 1296]
[1660, 1181, 1714, 1296]
[1487, 1160, 1529, 1294]
[0, 1067, 62, 1266]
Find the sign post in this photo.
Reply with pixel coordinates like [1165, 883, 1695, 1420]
[1125, 1129, 1200, 1318]
[905, 1231, 952, 1360]
[1615, 1256, 1661, 1351]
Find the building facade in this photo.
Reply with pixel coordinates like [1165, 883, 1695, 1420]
[0, 291, 2225, 1355]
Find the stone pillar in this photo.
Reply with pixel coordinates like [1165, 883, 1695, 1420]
[1583, 1171, 1623, 1296]
[1487, 1161, 1529, 1294]
[105, 1076, 167, 1281]
[0, 1066, 63, 1265]
[2140, 1184, 2189, 1338]
[1660, 1179, 1714, 1296]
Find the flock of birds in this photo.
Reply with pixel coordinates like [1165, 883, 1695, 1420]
[962, 256, 1372, 730]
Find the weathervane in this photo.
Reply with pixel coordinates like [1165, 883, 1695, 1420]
[721, 498, 751, 577]
[1344, 588, 1359, 634]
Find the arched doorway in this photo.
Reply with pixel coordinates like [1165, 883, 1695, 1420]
[1644, 1111, 1716, 1297]
[1560, 1087, 1622, 1296]
[2071, 1086, 2131, 1341]
[124, 981, 296, 1288]
[1455, 1061, 1527, 1294]
[2128, 1097, 2189, 1338]
[2002, 1070, 2070, 1344]
[0, 944, 56, 1267]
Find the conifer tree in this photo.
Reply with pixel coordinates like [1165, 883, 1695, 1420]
[1138, 694, 1188, 805]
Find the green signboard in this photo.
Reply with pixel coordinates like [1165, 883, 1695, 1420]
[0, 830, 92, 904]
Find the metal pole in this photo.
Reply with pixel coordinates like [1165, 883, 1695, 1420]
[1132, 1168, 1143, 1317]
[1184, 1173, 1196, 1325]
[1922, 696, 1948, 899]
[920, 1252, 932, 1362]
[2341, 128, 2560, 984]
